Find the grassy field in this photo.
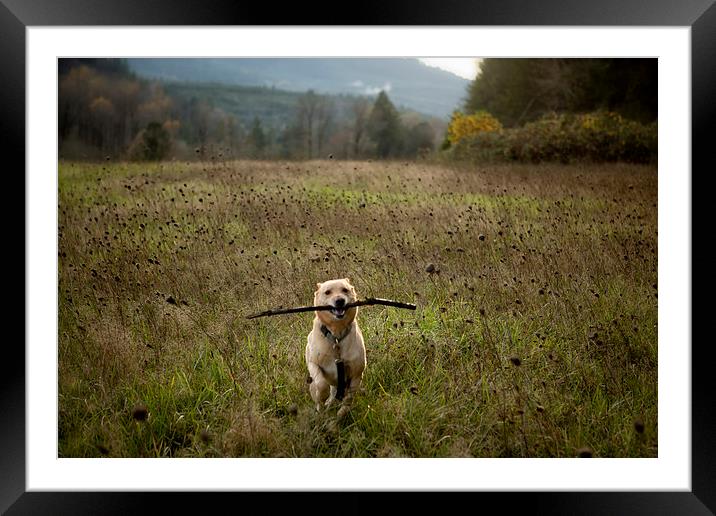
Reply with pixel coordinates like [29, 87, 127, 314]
[58, 159, 657, 458]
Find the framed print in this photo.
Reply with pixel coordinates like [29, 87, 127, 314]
[8, 0, 712, 513]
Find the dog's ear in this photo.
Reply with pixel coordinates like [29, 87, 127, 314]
[343, 278, 356, 294]
[314, 283, 322, 304]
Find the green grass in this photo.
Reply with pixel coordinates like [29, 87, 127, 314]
[58, 159, 657, 457]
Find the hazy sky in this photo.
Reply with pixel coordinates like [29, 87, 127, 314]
[419, 58, 482, 80]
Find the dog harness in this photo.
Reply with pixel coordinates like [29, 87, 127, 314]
[320, 324, 352, 401]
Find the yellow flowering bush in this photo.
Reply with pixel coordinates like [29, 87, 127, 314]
[446, 111, 503, 146]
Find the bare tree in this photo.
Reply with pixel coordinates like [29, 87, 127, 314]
[89, 96, 115, 152]
[297, 90, 319, 159]
[225, 115, 244, 156]
[188, 98, 210, 158]
[315, 96, 336, 158]
[114, 79, 140, 150]
[351, 98, 371, 158]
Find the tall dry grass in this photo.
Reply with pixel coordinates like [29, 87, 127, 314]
[58, 159, 657, 457]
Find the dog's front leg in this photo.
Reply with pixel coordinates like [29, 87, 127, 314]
[307, 362, 331, 412]
[337, 375, 362, 419]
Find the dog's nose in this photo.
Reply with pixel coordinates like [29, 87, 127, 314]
[334, 297, 346, 308]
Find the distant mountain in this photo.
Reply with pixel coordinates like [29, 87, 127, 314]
[126, 58, 469, 119]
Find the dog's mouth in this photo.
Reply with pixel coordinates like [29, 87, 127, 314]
[330, 306, 347, 319]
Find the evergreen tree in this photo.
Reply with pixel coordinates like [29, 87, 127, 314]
[367, 91, 403, 158]
[141, 121, 171, 160]
[248, 117, 267, 155]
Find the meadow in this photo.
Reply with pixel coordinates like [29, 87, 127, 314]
[58, 159, 657, 458]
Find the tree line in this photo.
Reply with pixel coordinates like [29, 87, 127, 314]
[58, 60, 440, 161]
[463, 58, 657, 127]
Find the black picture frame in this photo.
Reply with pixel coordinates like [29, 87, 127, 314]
[7, 0, 711, 513]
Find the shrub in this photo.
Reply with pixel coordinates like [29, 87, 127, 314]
[127, 121, 172, 161]
[450, 111, 657, 164]
[446, 111, 503, 147]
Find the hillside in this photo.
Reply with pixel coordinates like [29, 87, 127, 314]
[163, 81, 306, 131]
[127, 58, 469, 119]
[163, 81, 445, 134]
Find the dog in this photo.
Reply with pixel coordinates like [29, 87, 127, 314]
[305, 278, 365, 418]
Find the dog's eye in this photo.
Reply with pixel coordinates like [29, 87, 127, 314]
[325, 289, 332, 295]
[341, 287, 349, 293]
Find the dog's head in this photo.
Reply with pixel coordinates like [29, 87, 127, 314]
[314, 278, 358, 323]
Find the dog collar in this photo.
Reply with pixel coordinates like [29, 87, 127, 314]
[320, 323, 351, 344]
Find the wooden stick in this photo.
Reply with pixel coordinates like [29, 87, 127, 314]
[246, 297, 417, 319]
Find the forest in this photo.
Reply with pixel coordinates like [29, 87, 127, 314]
[58, 59, 443, 161]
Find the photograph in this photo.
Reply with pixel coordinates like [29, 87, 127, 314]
[9, 4, 707, 509]
[57, 56, 659, 459]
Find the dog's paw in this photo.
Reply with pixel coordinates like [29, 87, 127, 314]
[337, 405, 350, 419]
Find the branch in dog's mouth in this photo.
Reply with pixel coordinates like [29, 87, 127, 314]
[246, 298, 417, 319]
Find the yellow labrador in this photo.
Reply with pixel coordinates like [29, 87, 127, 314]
[305, 278, 366, 418]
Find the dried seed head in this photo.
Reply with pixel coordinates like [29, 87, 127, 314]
[577, 447, 593, 458]
[634, 419, 645, 434]
[131, 403, 148, 422]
